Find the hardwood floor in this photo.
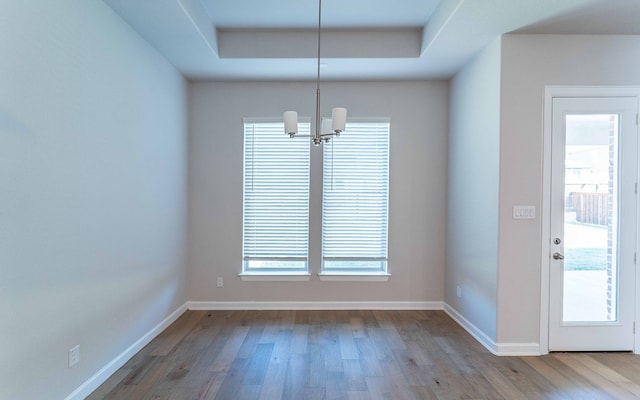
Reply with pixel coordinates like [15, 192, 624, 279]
[88, 310, 640, 399]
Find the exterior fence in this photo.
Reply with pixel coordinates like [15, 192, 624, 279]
[569, 192, 608, 226]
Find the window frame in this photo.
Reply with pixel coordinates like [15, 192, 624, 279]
[240, 118, 312, 279]
[320, 118, 391, 279]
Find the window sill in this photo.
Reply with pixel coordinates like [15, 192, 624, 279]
[318, 273, 391, 282]
[239, 273, 311, 282]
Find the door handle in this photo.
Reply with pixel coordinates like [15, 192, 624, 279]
[553, 252, 564, 260]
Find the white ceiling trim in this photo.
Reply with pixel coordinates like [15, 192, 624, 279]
[177, 0, 218, 57]
[103, 0, 640, 80]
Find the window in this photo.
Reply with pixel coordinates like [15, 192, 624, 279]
[242, 119, 310, 274]
[321, 120, 390, 274]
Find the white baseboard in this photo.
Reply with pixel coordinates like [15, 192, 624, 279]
[64, 302, 188, 400]
[187, 300, 444, 310]
[444, 303, 540, 356]
[493, 342, 541, 356]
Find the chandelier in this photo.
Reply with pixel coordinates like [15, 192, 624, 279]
[283, 0, 347, 146]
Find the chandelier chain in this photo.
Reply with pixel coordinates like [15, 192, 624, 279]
[314, 0, 323, 145]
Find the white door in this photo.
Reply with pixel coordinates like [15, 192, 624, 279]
[549, 96, 638, 351]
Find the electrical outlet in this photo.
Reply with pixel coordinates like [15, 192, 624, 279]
[216, 277, 223, 287]
[69, 345, 80, 368]
[456, 285, 462, 298]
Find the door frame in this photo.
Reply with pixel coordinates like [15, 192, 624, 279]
[540, 86, 640, 355]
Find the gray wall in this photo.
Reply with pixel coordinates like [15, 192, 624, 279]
[6, 12, 637, 398]
[498, 34, 640, 344]
[447, 39, 502, 341]
[0, 2, 188, 399]
[446, 34, 640, 348]
[188, 81, 448, 302]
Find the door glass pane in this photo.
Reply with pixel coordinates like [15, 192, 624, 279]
[563, 114, 619, 323]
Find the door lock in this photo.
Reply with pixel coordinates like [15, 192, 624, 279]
[553, 238, 562, 245]
[553, 252, 564, 260]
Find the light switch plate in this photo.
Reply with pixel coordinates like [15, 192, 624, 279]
[513, 205, 536, 220]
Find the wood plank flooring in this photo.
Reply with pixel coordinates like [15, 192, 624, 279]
[87, 310, 640, 399]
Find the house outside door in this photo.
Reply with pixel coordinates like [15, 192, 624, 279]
[542, 88, 639, 352]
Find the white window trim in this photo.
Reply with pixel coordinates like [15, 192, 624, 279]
[238, 272, 389, 282]
[321, 118, 391, 275]
[318, 272, 390, 282]
[239, 272, 312, 282]
[240, 117, 391, 281]
[241, 119, 311, 275]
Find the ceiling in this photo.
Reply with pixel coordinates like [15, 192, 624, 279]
[103, 0, 640, 81]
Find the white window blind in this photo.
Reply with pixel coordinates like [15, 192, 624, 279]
[243, 120, 310, 272]
[322, 120, 390, 272]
